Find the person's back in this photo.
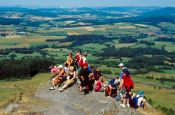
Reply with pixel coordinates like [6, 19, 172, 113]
[119, 68, 134, 108]
[122, 74, 134, 92]
[95, 81, 101, 91]
[109, 79, 116, 88]
[79, 63, 90, 93]
[65, 53, 74, 67]
[79, 67, 89, 78]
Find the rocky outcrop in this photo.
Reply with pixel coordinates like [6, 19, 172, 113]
[35, 84, 140, 115]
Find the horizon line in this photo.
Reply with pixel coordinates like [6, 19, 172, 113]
[0, 5, 174, 9]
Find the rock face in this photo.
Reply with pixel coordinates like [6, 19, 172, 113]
[35, 84, 140, 115]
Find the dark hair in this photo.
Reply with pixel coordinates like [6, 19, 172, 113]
[64, 63, 68, 67]
[69, 53, 72, 57]
[123, 68, 130, 76]
[78, 50, 82, 54]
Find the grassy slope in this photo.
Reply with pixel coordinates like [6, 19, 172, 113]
[0, 73, 174, 113]
[0, 73, 51, 112]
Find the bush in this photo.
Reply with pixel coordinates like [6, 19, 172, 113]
[148, 98, 153, 105]
[172, 85, 175, 89]
[119, 37, 138, 43]
[156, 105, 174, 115]
[139, 40, 155, 46]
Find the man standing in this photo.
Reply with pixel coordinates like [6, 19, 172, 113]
[118, 63, 125, 80]
[79, 62, 90, 94]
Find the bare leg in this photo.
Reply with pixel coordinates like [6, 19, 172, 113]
[79, 85, 83, 92]
[59, 84, 68, 92]
[123, 98, 126, 105]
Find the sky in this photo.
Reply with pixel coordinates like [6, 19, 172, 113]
[0, 0, 175, 8]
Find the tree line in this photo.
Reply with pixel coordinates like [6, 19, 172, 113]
[0, 58, 55, 80]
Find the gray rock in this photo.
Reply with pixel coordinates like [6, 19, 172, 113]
[35, 84, 141, 115]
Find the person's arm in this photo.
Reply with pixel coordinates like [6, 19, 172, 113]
[73, 71, 76, 78]
[58, 69, 64, 77]
[118, 79, 123, 90]
[81, 76, 85, 81]
[70, 58, 73, 64]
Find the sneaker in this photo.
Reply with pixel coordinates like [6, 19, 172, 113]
[107, 96, 111, 98]
[49, 86, 55, 90]
[126, 104, 130, 107]
[120, 104, 126, 108]
[59, 88, 64, 92]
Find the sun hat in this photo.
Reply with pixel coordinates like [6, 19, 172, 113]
[118, 63, 124, 67]
[69, 66, 74, 71]
[58, 65, 63, 69]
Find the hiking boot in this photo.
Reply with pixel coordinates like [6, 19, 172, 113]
[120, 104, 126, 108]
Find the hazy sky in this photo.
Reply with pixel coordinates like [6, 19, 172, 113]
[0, 0, 175, 7]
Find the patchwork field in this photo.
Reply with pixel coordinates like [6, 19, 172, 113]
[0, 7, 175, 115]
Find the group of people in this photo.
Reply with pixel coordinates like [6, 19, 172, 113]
[49, 51, 146, 109]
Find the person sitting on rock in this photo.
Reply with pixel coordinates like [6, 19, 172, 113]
[130, 90, 146, 109]
[59, 66, 77, 92]
[105, 77, 119, 97]
[49, 65, 59, 80]
[94, 77, 104, 92]
[93, 67, 103, 81]
[88, 69, 95, 91]
[49, 65, 67, 90]
[65, 53, 74, 67]
[118, 68, 134, 108]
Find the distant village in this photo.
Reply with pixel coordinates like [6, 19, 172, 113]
[0, 29, 174, 38]
[0, 30, 26, 36]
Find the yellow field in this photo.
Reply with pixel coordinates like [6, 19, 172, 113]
[119, 26, 136, 29]
[67, 32, 80, 35]
[79, 26, 96, 31]
[0, 35, 48, 49]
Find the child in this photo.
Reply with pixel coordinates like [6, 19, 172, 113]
[94, 77, 104, 92]
[59, 66, 76, 92]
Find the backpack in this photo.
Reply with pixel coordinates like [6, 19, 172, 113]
[123, 75, 134, 91]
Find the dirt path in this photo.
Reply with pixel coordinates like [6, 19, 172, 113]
[35, 83, 140, 115]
